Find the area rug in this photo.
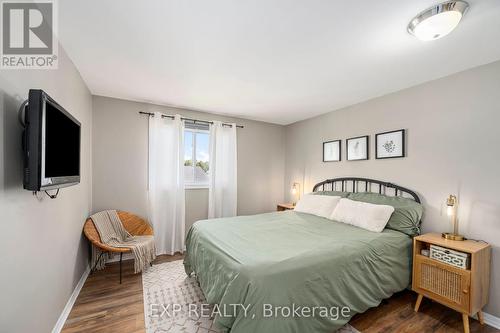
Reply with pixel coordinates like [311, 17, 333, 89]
[142, 260, 360, 333]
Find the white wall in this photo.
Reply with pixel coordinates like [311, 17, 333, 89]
[0, 48, 92, 332]
[91, 96, 285, 229]
[284, 60, 500, 316]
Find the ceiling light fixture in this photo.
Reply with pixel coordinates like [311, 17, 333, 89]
[408, 1, 469, 41]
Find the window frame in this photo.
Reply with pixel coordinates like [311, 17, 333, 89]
[184, 128, 210, 189]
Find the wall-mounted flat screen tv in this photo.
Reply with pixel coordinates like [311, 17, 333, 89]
[23, 89, 81, 191]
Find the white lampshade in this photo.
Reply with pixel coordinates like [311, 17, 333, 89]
[413, 11, 462, 41]
[408, 1, 469, 41]
[446, 204, 455, 216]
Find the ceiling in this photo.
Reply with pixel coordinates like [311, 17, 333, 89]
[59, 0, 500, 125]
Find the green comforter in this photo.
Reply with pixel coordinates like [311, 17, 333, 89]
[184, 211, 412, 333]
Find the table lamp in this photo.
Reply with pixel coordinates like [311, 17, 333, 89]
[291, 182, 300, 206]
[442, 194, 465, 241]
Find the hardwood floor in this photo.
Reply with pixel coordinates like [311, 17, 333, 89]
[350, 292, 498, 333]
[62, 254, 182, 333]
[63, 255, 498, 333]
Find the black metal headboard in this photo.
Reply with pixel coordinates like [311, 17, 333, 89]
[312, 177, 421, 203]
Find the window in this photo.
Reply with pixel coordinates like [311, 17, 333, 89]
[184, 124, 209, 188]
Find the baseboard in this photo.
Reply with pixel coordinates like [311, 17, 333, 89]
[51, 266, 90, 333]
[483, 312, 500, 329]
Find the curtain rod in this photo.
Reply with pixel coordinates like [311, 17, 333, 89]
[138, 111, 244, 128]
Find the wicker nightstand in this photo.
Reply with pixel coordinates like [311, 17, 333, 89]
[412, 233, 491, 333]
[277, 203, 295, 211]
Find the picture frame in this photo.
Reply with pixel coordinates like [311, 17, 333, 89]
[346, 135, 369, 161]
[375, 129, 406, 159]
[323, 140, 341, 162]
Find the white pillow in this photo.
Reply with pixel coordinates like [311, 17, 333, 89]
[330, 198, 395, 232]
[294, 194, 341, 219]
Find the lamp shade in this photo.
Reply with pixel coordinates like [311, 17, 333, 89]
[446, 204, 455, 216]
[408, 1, 469, 41]
[413, 11, 462, 41]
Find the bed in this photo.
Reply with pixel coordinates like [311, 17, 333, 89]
[184, 178, 423, 333]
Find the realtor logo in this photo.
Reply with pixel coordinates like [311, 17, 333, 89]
[1, 0, 58, 69]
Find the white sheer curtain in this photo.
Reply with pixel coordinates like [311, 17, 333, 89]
[147, 113, 185, 255]
[208, 121, 237, 218]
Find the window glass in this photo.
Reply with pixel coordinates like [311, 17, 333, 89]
[184, 131, 194, 184]
[184, 129, 209, 187]
[195, 132, 209, 183]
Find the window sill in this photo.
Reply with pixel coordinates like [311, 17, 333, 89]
[185, 184, 209, 190]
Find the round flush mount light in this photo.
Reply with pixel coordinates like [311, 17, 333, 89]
[408, 1, 469, 41]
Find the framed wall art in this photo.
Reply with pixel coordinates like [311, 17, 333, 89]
[376, 129, 405, 159]
[323, 140, 341, 162]
[346, 135, 369, 161]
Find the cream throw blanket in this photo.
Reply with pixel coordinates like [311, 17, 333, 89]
[90, 210, 156, 273]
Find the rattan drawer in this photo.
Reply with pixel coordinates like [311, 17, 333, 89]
[413, 254, 470, 312]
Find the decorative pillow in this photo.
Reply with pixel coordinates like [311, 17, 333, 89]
[348, 192, 423, 236]
[294, 194, 341, 219]
[312, 191, 350, 198]
[330, 198, 395, 232]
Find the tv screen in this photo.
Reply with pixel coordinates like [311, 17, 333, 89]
[23, 89, 81, 191]
[45, 101, 80, 177]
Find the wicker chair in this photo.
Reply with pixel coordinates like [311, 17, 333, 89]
[83, 211, 154, 283]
